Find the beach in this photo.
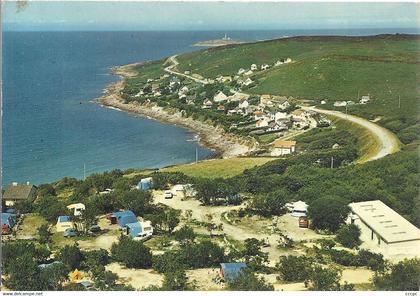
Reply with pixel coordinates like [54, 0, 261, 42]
[97, 65, 255, 158]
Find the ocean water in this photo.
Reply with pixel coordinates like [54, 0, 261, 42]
[3, 29, 418, 185]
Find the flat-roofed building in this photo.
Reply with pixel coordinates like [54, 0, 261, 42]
[348, 200, 420, 261]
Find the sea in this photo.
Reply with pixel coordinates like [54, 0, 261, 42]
[3, 28, 419, 185]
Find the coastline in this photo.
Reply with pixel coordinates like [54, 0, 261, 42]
[96, 65, 255, 159]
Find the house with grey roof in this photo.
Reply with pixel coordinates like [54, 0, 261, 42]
[3, 182, 37, 206]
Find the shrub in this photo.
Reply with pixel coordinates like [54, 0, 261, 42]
[276, 255, 312, 282]
[57, 244, 83, 270]
[335, 224, 361, 249]
[111, 236, 152, 268]
[373, 259, 420, 291]
[228, 269, 274, 291]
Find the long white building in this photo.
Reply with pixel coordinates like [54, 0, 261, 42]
[348, 200, 420, 261]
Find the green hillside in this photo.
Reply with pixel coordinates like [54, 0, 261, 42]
[176, 35, 420, 143]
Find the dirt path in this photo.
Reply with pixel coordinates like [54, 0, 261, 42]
[303, 106, 401, 163]
[154, 191, 324, 265]
[164, 55, 209, 84]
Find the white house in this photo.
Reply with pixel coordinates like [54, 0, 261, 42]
[360, 95, 371, 104]
[274, 111, 288, 121]
[292, 109, 309, 121]
[256, 118, 270, 128]
[260, 94, 273, 107]
[254, 111, 265, 121]
[250, 64, 258, 71]
[348, 200, 420, 261]
[202, 99, 213, 109]
[67, 203, 85, 216]
[284, 58, 292, 64]
[244, 70, 254, 76]
[334, 101, 347, 107]
[213, 91, 228, 103]
[243, 78, 253, 86]
[278, 100, 291, 110]
[237, 68, 246, 75]
[239, 100, 249, 109]
[274, 60, 283, 66]
[271, 139, 296, 156]
[320, 100, 327, 105]
[261, 64, 270, 70]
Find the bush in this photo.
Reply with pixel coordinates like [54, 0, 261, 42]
[58, 244, 83, 270]
[358, 249, 385, 271]
[373, 258, 420, 291]
[308, 197, 350, 232]
[276, 255, 312, 282]
[228, 269, 274, 291]
[174, 225, 196, 246]
[111, 236, 153, 268]
[329, 249, 359, 266]
[335, 224, 361, 248]
[308, 265, 343, 291]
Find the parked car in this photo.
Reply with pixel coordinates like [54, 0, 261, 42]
[164, 190, 173, 199]
[63, 228, 77, 237]
[89, 225, 101, 234]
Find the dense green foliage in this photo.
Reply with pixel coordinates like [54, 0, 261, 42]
[227, 269, 274, 291]
[308, 197, 350, 232]
[373, 259, 420, 291]
[277, 255, 312, 282]
[111, 235, 153, 268]
[335, 224, 362, 248]
[57, 244, 83, 270]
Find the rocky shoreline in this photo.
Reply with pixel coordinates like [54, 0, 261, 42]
[96, 65, 255, 159]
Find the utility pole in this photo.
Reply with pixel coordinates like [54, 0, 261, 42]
[195, 147, 198, 163]
[331, 156, 334, 169]
[83, 163, 86, 181]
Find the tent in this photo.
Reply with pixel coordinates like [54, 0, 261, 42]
[220, 263, 247, 282]
[126, 222, 142, 238]
[1, 212, 17, 228]
[56, 215, 75, 232]
[137, 177, 152, 191]
[114, 211, 137, 227]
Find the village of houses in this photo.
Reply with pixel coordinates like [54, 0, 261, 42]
[126, 55, 373, 156]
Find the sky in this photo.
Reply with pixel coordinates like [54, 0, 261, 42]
[2, 1, 419, 31]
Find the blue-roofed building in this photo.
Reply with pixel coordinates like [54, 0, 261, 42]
[1, 212, 17, 228]
[220, 263, 247, 282]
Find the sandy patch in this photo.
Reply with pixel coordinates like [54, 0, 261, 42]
[186, 268, 224, 291]
[341, 268, 374, 284]
[106, 262, 164, 290]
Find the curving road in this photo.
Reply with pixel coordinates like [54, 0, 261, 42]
[303, 106, 401, 163]
[165, 55, 209, 84]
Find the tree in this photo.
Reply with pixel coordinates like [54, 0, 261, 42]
[153, 251, 186, 274]
[83, 249, 109, 268]
[336, 224, 361, 248]
[161, 269, 190, 291]
[120, 189, 154, 216]
[149, 208, 180, 234]
[373, 259, 420, 291]
[277, 255, 312, 282]
[57, 244, 83, 270]
[228, 269, 274, 291]
[308, 197, 350, 232]
[111, 235, 153, 268]
[182, 240, 225, 268]
[38, 223, 52, 244]
[174, 225, 196, 246]
[308, 265, 342, 291]
[243, 238, 268, 268]
[250, 189, 288, 216]
[4, 253, 41, 290]
[35, 195, 67, 222]
[38, 263, 69, 290]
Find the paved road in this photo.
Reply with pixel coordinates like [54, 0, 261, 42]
[303, 106, 401, 163]
[165, 55, 209, 84]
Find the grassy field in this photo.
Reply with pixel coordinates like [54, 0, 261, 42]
[175, 35, 420, 142]
[161, 157, 274, 178]
[17, 214, 47, 239]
